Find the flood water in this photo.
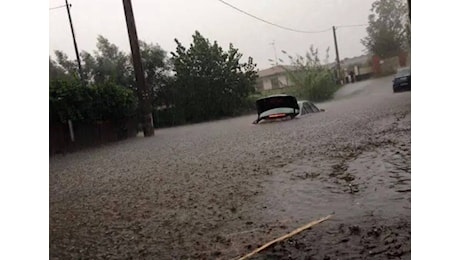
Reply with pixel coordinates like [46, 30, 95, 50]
[50, 76, 411, 259]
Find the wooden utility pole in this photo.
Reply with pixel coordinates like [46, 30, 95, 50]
[64, 0, 84, 81]
[408, 0, 410, 20]
[332, 26, 341, 83]
[122, 0, 154, 137]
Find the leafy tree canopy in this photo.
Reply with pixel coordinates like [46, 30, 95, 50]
[170, 31, 257, 122]
[361, 0, 410, 58]
[49, 32, 257, 127]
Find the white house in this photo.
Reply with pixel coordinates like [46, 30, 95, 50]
[255, 65, 298, 91]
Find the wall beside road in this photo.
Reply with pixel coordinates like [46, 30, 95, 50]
[381, 56, 400, 74]
[49, 119, 138, 155]
[372, 52, 409, 76]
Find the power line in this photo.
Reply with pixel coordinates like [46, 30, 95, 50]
[49, 4, 68, 10]
[216, 0, 331, 34]
[336, 24, 367, 29]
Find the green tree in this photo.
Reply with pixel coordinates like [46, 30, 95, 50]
[50, 35, 173, 126]
[89, 35, 132, 87]
[171, 31, 257, 123]
[361, 0, 410, 58]
[53, 51, 79, 79]
[52, 36, 132, 87]
[138, 41, 173, 109]
[139, 41, 170, 84]
[51, 36, 173, 91]
[80, 36, 173, 102]
[49, 57, 68, 81]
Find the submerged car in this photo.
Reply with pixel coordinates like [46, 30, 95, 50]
[393, 67, 411, 92]
[253, 94, 299, 124]
[297, 100, 324, 115]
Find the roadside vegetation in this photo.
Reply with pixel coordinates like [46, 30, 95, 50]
[49, 31, 257, 128]
[279, 46, 339, 102]
[361, 0, 410, 59]
[49, 79, 138, 124]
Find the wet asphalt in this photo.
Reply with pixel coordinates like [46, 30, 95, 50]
[50, 76, 411, 259]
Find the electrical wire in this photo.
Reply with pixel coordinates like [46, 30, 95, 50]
[217, 0, 369, 33]
[216, 0, 331, 34]
[335, 24, 367, 29]
[49, 4, 69, 11]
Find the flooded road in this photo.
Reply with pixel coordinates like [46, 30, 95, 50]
[50, 76, 410, 259]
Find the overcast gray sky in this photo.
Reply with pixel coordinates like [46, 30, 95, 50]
[49, 0, 375, 69]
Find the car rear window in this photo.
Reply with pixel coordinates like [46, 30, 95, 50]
[256, 95, 299, 115]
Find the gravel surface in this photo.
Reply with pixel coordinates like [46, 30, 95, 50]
[50, 76, 410, 259]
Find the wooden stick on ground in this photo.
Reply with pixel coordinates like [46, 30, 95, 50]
[237, 214, 333, 260]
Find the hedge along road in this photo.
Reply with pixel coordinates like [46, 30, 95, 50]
[50, 75, 411, 259]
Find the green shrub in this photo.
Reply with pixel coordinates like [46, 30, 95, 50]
[49, 78, 138, 124]
[296, 68, 339, 102]
[49, 78, 94, 123]
[282, 45, 339, 102]
[92, 82, 138, 122]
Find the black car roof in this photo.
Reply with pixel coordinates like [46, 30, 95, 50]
[396, 67, 410, 77]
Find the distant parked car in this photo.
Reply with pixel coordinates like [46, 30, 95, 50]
[297, 100, 325, 116]
[253, 94, 299, 124]
[393, 67, 411, 92]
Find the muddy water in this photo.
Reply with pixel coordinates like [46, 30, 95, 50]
[50, 76, 410, 259]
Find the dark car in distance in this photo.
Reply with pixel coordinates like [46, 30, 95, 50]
[393, 67, 411, 93]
